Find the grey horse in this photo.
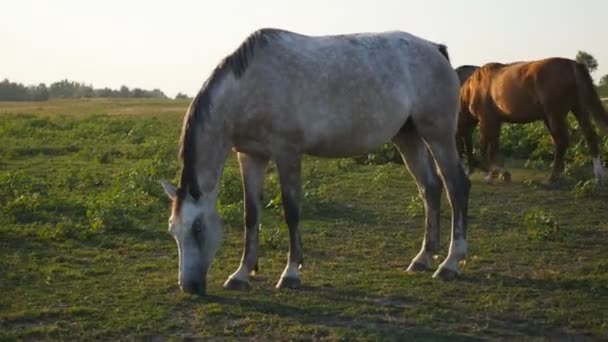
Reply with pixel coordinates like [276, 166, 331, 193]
[160, 28, 470, 295]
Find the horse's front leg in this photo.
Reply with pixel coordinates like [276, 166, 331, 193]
[463, 123, 476, 176]
[224, 153, 268, 290]
[275, 153, 304, 289]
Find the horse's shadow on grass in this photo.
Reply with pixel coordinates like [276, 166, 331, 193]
[303, 200, 384, 226]
[200, 286, 479, 341]
[461, 272, 607, 294]
[457, 272, 604, 338]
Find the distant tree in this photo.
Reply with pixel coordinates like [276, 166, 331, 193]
[131, 88, 145, 98]
[0, 79, 29, 101]
[28, 83, 49, 101]
[50, 79, 75, 98]
[149, 88, 167, 99]
[599, 74, 608, 87]
[175, 92, 190, 100]
[1, 79, 170, 101]
[119, 85, 130, 98]
[575, 51, 598, 73]
[95, 87, 116, 98]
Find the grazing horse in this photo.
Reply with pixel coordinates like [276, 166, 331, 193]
[455, 65, 480, 174]
[459, 58, 608, 183]
[160, 28, 470, 295]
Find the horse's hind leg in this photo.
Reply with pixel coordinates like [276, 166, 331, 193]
[458, 116, 478, 176]
[542, 114, 569, 183]
[224, 153, 269, 290]
[392, 127, 442, 272]
[415, 119, 471, 279]
[572, 106, 606, 183]
[275, 152, 304, 289]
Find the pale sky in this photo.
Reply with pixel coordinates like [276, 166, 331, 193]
[1, 0, 606, 98]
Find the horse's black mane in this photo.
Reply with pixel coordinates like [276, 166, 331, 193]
[224, 28, 284, 78]
[437, 44, 450, 62]
[456, 65, 479, 70]
[177, 28, 284, 202]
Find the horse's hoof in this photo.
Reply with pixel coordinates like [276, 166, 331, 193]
[432, 267, 460, 281]
[223, 277, 252, 290]
[406, 261, 431, 273]
[276, 277, 301, 289]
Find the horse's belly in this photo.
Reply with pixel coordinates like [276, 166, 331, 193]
[492, 85, 543, 122]
[301, 118, 403, 157]
[495, 100, 544, 122]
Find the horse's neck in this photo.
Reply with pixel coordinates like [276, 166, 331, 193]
[192, 125, 231, 197]
[187, 73, 236, 199]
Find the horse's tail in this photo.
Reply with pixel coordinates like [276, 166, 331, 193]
[572, 62, 608, 130]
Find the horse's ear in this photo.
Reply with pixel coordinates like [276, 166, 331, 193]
[160, 179, 177, 200]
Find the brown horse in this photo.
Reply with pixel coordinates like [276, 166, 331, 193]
[455, 65, 479, 174]
[459, 57, 608, 183]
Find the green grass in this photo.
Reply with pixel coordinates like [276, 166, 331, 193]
[598, 85, 608, 99]
[1, 99, 607, 340]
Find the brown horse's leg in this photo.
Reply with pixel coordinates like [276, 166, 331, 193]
[543, 115, 569, 183]
[572, 108, 606, 183]
[275, 152, 304, 289]
[224, 153, 269, 290]
[456, 134, 465, 167]
[459, 119, 477, 176]
[463, 123, 476, 176]
[392, 128, 442, 272]
[479, 119, 501, 183]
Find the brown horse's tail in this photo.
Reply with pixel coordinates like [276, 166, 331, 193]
[573, 62, 608, 130]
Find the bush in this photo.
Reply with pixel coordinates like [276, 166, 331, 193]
[523, 207, 561, 241]
[353, 143, 402, 165]
[572, 179, 599, 198]
[406, 195, 424, 218]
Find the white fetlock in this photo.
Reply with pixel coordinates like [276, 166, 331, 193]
[227, 264, 250, 283]
[407, 249, 432, 271]
[433, 239, 467, 279]
[276, 262, 301, 288]
[279, 262, 300, 280]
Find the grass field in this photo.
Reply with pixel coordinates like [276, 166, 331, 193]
[1, 99, 607, 340]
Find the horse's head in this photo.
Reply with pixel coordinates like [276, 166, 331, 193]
[160, 180, 223, 295]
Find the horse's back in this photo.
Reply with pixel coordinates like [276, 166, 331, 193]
[521, 58, 577, 100]
[227, 30, 458, 157]
[464, 58, 578, 122]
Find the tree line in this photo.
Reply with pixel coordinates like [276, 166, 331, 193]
[0, 79, 168, 101]
[2, 51, 605, 102]
[575, 51, 608, 93]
